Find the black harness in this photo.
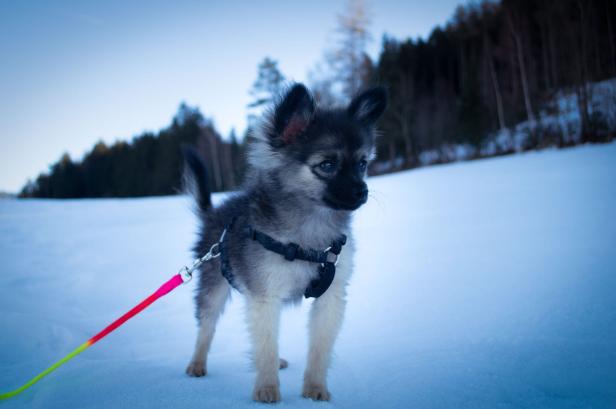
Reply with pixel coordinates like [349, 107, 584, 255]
[219, 220, 347, 298]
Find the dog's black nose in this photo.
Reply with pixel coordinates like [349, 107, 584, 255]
[353, 185, 368, 201]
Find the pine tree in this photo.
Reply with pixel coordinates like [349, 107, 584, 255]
[248, 57, 286, 114]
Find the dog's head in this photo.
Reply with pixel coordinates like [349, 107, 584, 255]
[249, 83, 387, 211]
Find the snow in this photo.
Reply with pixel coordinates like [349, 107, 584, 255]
[1, 143, 616, 408]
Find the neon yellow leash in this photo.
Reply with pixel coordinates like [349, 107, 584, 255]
[1, 342, 90, 400]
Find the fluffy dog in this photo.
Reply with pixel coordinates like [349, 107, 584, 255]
[183, 83, 386, 403]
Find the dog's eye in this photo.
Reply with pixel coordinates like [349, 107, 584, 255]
[319, 160, 337, 173]
[358, 159, 368, 172]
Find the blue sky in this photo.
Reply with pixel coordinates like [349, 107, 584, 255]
[0, 0, 462, 193]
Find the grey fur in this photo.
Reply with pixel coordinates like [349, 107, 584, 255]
[184, 83, 387, 402]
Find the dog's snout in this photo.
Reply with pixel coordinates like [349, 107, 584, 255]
[353, 184, 368, 201]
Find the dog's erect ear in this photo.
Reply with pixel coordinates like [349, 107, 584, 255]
[272, 83, 315, 145]
[347, 87, 387, 126]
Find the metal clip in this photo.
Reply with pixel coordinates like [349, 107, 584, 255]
[179, 227, 228, 285]
[322, 246, 340, 266]
[206, 227, 227, 260]
[208, 242, 221, 259]
[179, 266, 193, 283]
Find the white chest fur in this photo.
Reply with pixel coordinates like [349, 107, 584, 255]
[252, 233, 355, 300]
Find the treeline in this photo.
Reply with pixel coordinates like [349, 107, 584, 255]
[371, 0, 616, 169]
[21, 0, 616, 198]
[20, 104, 244, 198]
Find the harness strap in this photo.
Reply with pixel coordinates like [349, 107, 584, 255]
[246, 225, 347, 264]
[245, 225, 347, 298]
[216, 221, 347, 298]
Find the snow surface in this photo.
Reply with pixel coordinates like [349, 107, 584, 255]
[1, 143, 615, 409]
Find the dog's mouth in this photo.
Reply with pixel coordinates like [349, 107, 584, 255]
[322, 194, 367, 211]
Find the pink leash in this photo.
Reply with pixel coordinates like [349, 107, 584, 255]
[0, 229, 226, 400]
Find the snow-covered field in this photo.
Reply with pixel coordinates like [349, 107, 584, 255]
[1, 143, 615, 409]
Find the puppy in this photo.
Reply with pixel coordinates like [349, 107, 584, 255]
[183, 83, 386, 403]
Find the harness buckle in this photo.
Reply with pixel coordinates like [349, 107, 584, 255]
[322, 246, 340, 266]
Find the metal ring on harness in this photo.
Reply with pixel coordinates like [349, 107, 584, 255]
[322, 246, 340, 266]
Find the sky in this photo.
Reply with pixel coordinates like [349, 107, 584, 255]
[0, 0, 462, 193]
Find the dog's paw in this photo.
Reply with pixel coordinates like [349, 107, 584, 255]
[302, 383, 331, 401]
[185, 361, 207, 377]
[279, 358, 288, 369]
[253, 384, 281, 403]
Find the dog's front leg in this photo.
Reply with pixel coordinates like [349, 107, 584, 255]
[303, 281, 347, 401]
[246, 296, 282, 403]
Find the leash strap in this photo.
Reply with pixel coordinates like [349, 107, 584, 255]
[0, 228, 229, 401]
[0, 273, 188, 400]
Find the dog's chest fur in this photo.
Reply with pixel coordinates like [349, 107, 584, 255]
[248, 214, 355, 301]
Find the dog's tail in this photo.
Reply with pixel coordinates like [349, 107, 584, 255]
[181, 145, 212, 212]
